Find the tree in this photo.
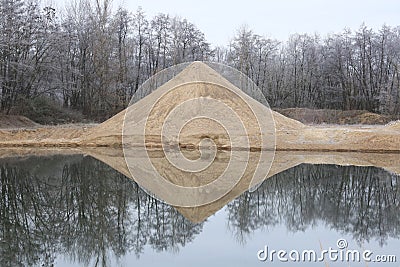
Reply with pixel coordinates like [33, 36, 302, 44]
[0, 0, 60, 113]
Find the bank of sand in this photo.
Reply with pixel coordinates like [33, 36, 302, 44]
[0, 114, 399, 152]
[0, 62, 399, 152]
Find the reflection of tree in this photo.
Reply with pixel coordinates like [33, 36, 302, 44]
[227, 164, 400, 246]
[3, 156, 398, 266]
[0, 156, 203, 267]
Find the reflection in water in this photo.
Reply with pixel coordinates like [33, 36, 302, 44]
[0, 156, 202, 267]
[228, 164, 400, 246]
[0, 154, 399, 266]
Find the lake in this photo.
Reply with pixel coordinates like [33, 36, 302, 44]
[0, 149, 399, 266]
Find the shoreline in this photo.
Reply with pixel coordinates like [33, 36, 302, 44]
[0, 123, 399, 152]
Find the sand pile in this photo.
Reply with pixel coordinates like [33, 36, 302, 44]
[83, 62, 302, 148]
[276, 108, 396, 125]
[0, 115, 39, 129]
[82, 62, 399, 152]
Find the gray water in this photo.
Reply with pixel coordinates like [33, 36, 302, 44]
[0, 155, 399, 266]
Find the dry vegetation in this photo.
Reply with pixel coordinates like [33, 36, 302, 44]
[0, 115, 39, 129]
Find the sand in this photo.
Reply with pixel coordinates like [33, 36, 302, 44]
[0, 125, 94, 147]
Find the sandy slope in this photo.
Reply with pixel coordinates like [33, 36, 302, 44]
[0, 115, 39, 129]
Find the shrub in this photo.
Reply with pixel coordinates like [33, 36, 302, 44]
[11, 96, 85, 125]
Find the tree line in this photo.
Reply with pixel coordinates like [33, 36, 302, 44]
[0, 0, 212, 120]
[1, 0, 399, 122]
[223, 25, 400, 114]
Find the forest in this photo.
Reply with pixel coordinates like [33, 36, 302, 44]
[1, 0, 400, 122]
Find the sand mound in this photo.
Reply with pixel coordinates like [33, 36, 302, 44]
[0, 115, 39, 129]
[83, 62, 398, 152]
[276, 108, 396, 125]
[83, 62, 303, 147]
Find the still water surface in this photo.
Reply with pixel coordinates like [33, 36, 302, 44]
[0, 154, 399, 266]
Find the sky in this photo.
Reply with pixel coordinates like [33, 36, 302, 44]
[112, 0, 400, 46]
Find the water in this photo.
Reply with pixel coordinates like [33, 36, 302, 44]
[0, 153, 399, 266]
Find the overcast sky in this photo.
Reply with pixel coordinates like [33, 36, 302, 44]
[111, 0, 399, 46]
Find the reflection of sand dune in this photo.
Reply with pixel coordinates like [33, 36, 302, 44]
[266, 151, 400, 177]
[82, 148, 400, 222]
[1, 147, 399, 223]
